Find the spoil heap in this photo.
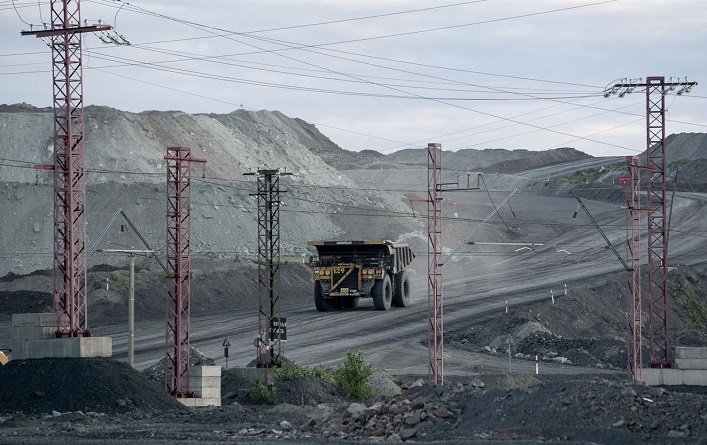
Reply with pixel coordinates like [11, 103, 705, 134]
[0, 358, 186, 415]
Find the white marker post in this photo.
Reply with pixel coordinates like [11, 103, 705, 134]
[564, 283, 567, 296]
[106, 277, 109, 291]
[535, 355, 539, 374]
[505, 300, 508, 314]
[551, 289, 554, 304]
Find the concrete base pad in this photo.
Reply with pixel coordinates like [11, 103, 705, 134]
[640, 368, 707, 386]
[10, 337, 112, 360]
[229, 367, 275, 383]
[178, 397, 221, 407]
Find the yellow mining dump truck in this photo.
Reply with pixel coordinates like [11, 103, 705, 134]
[308, 240, 415, 311]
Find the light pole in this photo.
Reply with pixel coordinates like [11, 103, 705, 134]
[97, 249, 153, 367]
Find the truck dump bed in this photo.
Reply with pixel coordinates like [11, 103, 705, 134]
[308, 240, 414, 274]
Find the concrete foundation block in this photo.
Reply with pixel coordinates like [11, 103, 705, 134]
[10, 337, 112, 360]
[193, 376, 221, 387]
[12, 326, 58, 340]
[675, 347, 707, 360]
[229, 367, 274, 383]
[191, 365, 222, 377]
[12, 313, 68, 328]
[178, 397, 221, 407]
[179, 365, 222, 401]
[194, 387, 221, 399]
[676, 358, 707, 370]
[640, 368, 707, 386]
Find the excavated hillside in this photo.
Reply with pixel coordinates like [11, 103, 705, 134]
[0, 104, 419, 277]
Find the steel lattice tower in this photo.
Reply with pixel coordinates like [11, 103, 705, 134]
[644, 77, 671, 368]
[164, 147, 205, 397]
[22, 1, 110, 337]
[606, 76, 697, 369]
[245, 169, 290, 368]
[625, 155, 642, 380]
[427, 143, 444, 385]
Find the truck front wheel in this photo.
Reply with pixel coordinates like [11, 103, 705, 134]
[314, 282, 334, 312]
[372, 275, 392, 310]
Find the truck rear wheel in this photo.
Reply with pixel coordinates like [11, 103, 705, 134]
[393, 270, 411, 307]
[314, 282, 333, 312]
[372, 275, 392, 310]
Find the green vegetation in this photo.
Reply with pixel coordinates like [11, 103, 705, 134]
[678, 281, 707, 332]
[153, 270, 167, 282]
[249, 374, 277, 405]
[274, 361, 334, 384]
[564, 165, 621, 184]
[271, 351, 376, 402]
[312, 363, 334, 383]
[333, 350, 374, 402]
[668, 159, 692, 170]
[274, 361, 311, 382]
[107, 271, 128, 291]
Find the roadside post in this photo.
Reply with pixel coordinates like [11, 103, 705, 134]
[505, 300, 508, 314]
[535, 355, 539, 375]
[551, 289, 554, 304]
[223, 338, 231, 369]
[507, 335, 512, 373]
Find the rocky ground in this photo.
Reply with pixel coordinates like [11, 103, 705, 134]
[0, 266, 706, 444]
[1, 358, 707, 444]
[448, 265, 707, 372]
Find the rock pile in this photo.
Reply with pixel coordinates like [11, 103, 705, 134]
[312, 379, 457, 442]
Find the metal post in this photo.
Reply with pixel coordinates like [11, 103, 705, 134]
[645, 77, 670, 368]
[427, 143, 443, 385]
[96, 248, 152, 368]
[128, 254, 135, 368]
[625, 156, 643, 381]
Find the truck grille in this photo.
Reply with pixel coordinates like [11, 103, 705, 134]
[333, 273, 359, 293]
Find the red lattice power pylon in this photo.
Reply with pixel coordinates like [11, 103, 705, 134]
[624, 155, 642, 380]
[22, 1, 111, 337]
[427, 143, 443, 385]
[164, 147, 205, 397]
[607, 76, 697, 368]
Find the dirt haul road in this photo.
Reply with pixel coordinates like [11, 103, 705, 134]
[95, 189, 707, 377]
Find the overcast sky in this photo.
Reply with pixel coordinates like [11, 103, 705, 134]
[1, 0, 705, 157]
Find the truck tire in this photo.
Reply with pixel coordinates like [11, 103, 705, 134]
[372, 275, 392, 310]
[393, 270, 411, 307]
[343, 296, 360, 309]
[314, 282, 333, 312]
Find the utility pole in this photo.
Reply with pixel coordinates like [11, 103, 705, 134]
[606, 76, 697, 368]
[22, 1, 111, 337]
[244, 168, 292, 368]
[164, 147, 206, 398]
[97, 249, 153, 368]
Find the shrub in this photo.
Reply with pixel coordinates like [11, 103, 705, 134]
[249, 374, 276, 405]
[274, 361, 310, 382]
[334, 350, 374, 402]
[312, 363, 334, 384]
